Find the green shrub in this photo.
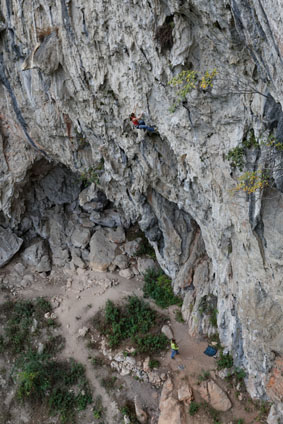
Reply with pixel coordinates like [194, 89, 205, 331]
[217, 351, 233, 369]
[135, 334, 168, 353]
[93, 395, 104, 420]
[15, 351, 92, 423]
[102, 297, 156, 349]
[149, 359, 160, 369]
[234, 368, 246, 382]
[96, 296, 168, 354]
[189, 401, 200, 416]
[143, 268, 182, 308]
[226, 146, 245, 170]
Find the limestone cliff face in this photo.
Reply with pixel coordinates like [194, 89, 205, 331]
[1, 0, 283, 408]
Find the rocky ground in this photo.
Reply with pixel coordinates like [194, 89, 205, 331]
[0, 253, 271, 424]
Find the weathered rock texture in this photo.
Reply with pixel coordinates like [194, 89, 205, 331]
[1, 0, 283, 413]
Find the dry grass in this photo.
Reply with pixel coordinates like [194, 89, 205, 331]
[36, 26, 58, 42]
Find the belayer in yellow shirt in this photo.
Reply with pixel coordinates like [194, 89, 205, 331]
[171, 338, 179, 359]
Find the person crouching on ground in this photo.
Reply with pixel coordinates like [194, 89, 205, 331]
[130, 107, 155, 132]
[171, 338, 179, 359]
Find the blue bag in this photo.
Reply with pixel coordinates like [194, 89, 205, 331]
[204, 346, 217, 357]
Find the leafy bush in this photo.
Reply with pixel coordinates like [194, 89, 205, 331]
[217, 351, 233, 369]
[96, 296, 168, 354]
[235, 170, 270, 194]
[189, 401, 200, 416]
[226, 146, 245, 171]
[143, 268, 182, 308]
[135, 334, 168, 353]
[234, 367, 246, 382]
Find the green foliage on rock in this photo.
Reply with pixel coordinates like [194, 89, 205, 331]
[217, 351, 233, 369]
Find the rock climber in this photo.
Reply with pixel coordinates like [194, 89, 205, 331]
[171, 338, 179, 359]
[130, 106, 155, 132]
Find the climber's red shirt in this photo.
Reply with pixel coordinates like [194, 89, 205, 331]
[131, 116, 139, 126]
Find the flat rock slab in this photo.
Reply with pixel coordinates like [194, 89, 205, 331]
[0, 226, 23, 267]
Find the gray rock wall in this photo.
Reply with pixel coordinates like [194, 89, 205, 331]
[0, 0, 283, 404]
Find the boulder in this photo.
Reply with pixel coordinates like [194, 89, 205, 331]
[134, 396, 148, 424]
[267, 403, 283, 424]
[123, 239, 141, 257]
[198, 380, 232, 411]
[89, 228, 116, 271]
[113, 254, 129, 270]
[105, 226, 126, 244]
[143, 357, 151, 373]
[71, 227, 91, 248]
[177, 381, 193, 403]
[70, 249, 85, 268]
[78, 327, 89, 337]
[161, 325, 173, 340]
[79, 184, 108, 212]
[21, 239, 51, 272]
[119, 268, 134, 279]
[158, 378, 185, 424]
[0, 226, 23, 268]
[90, 210, 125, 228]
[137, 257, 158, 275]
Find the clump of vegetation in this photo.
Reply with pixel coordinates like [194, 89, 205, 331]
[0, 298, 53, 354]
[198, 370, 210, 382]
[168, 68, 217, 111]
[134, 233, 156, 258]
[36, 26, 58, 42]
[95, 296, 169, 353]
[15, 352, 92, 423]
[198, 295, 218, 328]
[143, 268, 182, 309]
[120, 402, 140, 424]
[234, 367, 246, 382]
[217, 351, 233, 369]
[175, 309, 185, 323]
[149, 359, 160, 369]
[92, 395, 104, 420]
[226, 146, 245, 171]
[80, 159, 104, 187]
[189, 401, 200, 416]
[234, 170, 270, 194]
